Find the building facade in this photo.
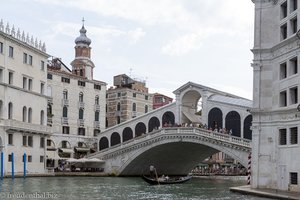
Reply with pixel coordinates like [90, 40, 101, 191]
[152, 93, 173, 110]
[46, 23, 106, 165]
[0, 20, 49, 174]
[106, 74, 153, 128]
[251, 0, 300, 192]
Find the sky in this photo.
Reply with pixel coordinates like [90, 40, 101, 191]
[0, 0, 255, 99]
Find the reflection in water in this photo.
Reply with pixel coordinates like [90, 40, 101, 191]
[0, 177, 268, 200]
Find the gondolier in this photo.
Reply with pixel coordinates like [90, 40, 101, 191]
[149, 165, 155, 178]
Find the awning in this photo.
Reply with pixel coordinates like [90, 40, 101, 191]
[58, 148, 74, 154]
[46, 151, 61, 160]
[75, 147, 90, 153]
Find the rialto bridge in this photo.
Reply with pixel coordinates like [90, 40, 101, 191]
[90, 82, 253, 175]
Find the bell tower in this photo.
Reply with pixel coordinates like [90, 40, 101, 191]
[71, 18, 95, 80]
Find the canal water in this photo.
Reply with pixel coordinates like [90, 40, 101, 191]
[0, 177, 268, 200]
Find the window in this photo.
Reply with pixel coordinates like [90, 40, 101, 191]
[28, 55, 33, 65]
[290, 57, 298, 75]
[117, 116, 121, 124]
[8, 134, 13, 145]
[79, 92, 83, 102]
[23, 77, 27, 89]
[40, 137, 45, 148]
[47, 73, 52, 80]
[290, 87, 298, 104]
[28, 79, 32, 91]
[78, 128, 85, 136]
[291, 0, 298, 12]
[40, 156, 44, 163]
[95, 96, 99, 105]
[290, 172, 298, 185]
[281, 1, 287, 19]
[23, 53, 28, 64]
[78, 80, 85, 87]
[0, 68, 3, 82]
[290, 127, 298, 144]
[8, 154, 12, 162]
[8, 46, 13, 58]
[279, 129, 287, 145]
[8, 102, 13, 119]
[280, 91, 287, 107]
[133, 93, 136, 98]
[8, 71, 13, 85]
[22, 106, 27, 122]
[145, 105, 148, 113]
[280, 23, 287, 40]
[40, 110, 44, 125]
[62, 126, 69, 134]
[117, 102, 121, 111]
[94, 84, 101, 90]
[0, 42, 3, 53]
[28, 136, 33, 147]
[63, 90, 68, 100]
[79, 108, 84, 119]
[28, 108, 32, 123]
[132, 103, 136, 112]
[118, 93, 121, 97]
[94, 129, 100, 137]
[145, 95, 148, 100]
[290, 17, 297, 34]
[62, 141, 67, 148]
[23, 135, 27, 146]
[40, 82, 45, 94]
[41, 61, 45, 71]
[61, 77, 70, 83]
[95, 111, 99, 121]
[47, 139, 52, 147]
[28, 155, 32, 163]
[63, 106, 68, 118]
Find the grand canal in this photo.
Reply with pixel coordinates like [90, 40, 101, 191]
[0, 177, 269, 200]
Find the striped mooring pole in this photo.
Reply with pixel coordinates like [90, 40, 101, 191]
[247, 152, 251, 185]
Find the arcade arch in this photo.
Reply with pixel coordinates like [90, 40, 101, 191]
[208, 107, 223, 129]
[225, 111, 241, 137]
[99, 137, 109, 150]
[135, 122, 146, 137]
[123, 127, 133, 142]
[162, 111, 175, 126]
[111, 132, 121, 146]
[243, 115, 252, 140]
[181, 90, 202, 124]
[148, 117, 160, 132]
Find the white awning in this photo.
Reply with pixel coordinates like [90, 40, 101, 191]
[75, 147, 90, 153]
[58, 148, 74, 154]
[46, 151, 61, 160]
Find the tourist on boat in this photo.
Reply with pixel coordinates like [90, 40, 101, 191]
[149, 165, 155, 178]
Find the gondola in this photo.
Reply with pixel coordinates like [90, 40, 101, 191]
[142, 175, 192, 185]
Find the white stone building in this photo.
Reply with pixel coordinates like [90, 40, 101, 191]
[0, 20, 49, 174]
[46, 23, 106, 166]
[251, 0, 300, 192]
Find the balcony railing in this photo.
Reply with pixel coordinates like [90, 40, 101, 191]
[78, 101, 85, 109]
[94, 121, 100, 129]
[94, 104, 100, 111]
[61, 117, 68, 125]
[4, 119, 50, 134]
[78, 119, 84, 127]
[62, 99, 69, 106]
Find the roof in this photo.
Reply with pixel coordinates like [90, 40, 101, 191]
[208, 94, 252, 108]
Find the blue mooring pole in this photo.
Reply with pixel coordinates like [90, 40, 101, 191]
[23, 153, 27, 178]
[11, 153, 14, 179]
[0, 152, 3, 179]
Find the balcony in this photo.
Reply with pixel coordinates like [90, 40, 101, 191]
[47, 117, 53, 126]
[62, 99, 69, 106]
[78, 119, 84, 127]
[4, 119, 50, 134]
[78, 101, 85, 109]
[47, 98, 53, 105]
[94, 121, 100, 129]
[61, 117, 68, 125]
[94, 104, 100, 111]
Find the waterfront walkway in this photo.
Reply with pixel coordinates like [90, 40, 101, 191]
[230, 185, 300, 200]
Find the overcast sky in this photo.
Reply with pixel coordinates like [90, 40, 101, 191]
[1, 0, 254, 99]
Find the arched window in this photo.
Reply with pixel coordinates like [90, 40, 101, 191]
[79, 108, 84, 119]
[145, 105, 148, 113]
[63, 90, 68, 100]
[95, 95, 99, 105]
[95, 111, 99, 121]
[79, 92, 83, 102]
[117, 102, 121, 111]
[47, 104, 52, 117]
[22, 106, 27, 122]
[63, 106, 68, 118]
[132, 103, 136, 112]
[8, 102, 13, 119]
[28, 107, 32, 123]
[40, 110, 44, 125]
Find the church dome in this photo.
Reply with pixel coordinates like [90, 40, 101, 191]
[75, 25, 91, 46]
